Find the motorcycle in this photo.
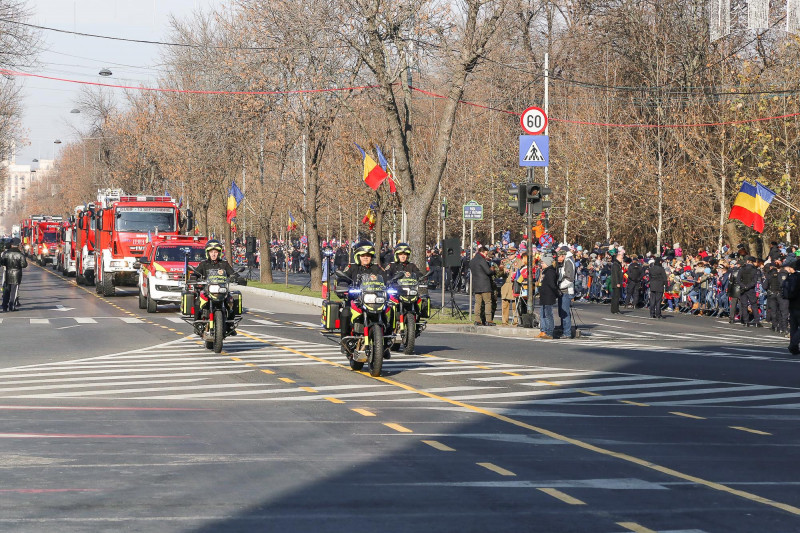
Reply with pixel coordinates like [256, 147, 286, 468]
[181, 266, 247, 353]
[387, 272, 431, 354]
[331, 271, 394, 376]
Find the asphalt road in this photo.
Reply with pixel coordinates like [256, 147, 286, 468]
[1, 263, 800, 532]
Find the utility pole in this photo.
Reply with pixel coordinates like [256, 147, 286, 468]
[526, 168, 534, 315]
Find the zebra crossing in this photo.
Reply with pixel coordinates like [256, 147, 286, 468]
[2, 330, 800, 408]
[0, 315, 309, 328]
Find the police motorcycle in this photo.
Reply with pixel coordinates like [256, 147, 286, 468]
[179, 251, 247, 354]
[387, 272, 432, 354]
[330, 270, 394, 376]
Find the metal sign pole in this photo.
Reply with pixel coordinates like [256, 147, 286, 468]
[469, 219, 474, 322]
[527, 168, 534, 315]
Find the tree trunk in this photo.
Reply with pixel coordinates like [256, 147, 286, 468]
[259, 220, 274, 284]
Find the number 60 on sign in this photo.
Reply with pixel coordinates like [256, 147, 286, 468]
[520, 106, 547, 135]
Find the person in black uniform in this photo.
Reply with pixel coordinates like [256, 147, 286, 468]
[610, 251, 624, 314]
[648, 257, 667, 319]
[625, 256, 643, 308]
[339, 241, 384, 348]
[385, 243, 422, 279]
[194, 239, 235, 279]
[738, 256, 762, 327]
[765, 259, 784, 330]
[1, 238, 27, 312]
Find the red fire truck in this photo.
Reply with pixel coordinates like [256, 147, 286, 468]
[93, 189, 182, 297]
[31, 216, 63, 265]
[54, 218, 77, 276]
[74, 204, 96, 286]
[20, 217, 37, 255]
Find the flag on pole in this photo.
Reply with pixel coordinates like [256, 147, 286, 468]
[226, 182, 244, 224]
[355, 143, 389, 190]
[361, 204, 377, 230]
[728, 180, 776, 233]
[375, 145, 397, 193]
[287, 212, 297, 232]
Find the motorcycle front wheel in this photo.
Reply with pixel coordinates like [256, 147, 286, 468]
[369, 324, 383, 377]
[213, 310, 224, 353]
[403, 313, 416, 355]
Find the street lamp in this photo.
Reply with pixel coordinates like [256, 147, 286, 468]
[70, 109, 80, 114]
[99, 68, 112, 77]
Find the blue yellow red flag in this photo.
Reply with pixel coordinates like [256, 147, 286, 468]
[226, 182, 244, 224]
[355, 143, 388, 190]
[728, 181, 775, 233]
[375, 145, 397, 193]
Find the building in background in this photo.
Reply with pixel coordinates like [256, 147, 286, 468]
[0, 146, 54, 235]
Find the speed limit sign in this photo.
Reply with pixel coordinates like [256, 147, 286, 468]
[520, 106, 547, 135]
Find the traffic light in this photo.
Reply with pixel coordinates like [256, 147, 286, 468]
[527, 183, 552, 215]
[508, 183, 527, 215]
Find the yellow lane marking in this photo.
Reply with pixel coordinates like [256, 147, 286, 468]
[577, 390, 601, 396]
[538, 488, 585, 505]
[261, 369, 275, 375]
[730, 426, 772, 436]
[537, 380, 560, 386]
[421, 440, 455, 452]
[475, 365, 492, 370]
[324, 397, 345, 404]
[503, 372, 521, 376]
[168, 328, 176, 332]
[383, 423, 413, 433]
[351, 408, 376, 417]
[300, 386, 318, 393]
[617, 522, 657, 533]
[245, 363, 257, 367]
[620, 400, 649, 406]
[279, 378, 295, 384]
[448, 359, 462, 364]
[236, 330, 800, 516]
[230, 357, 242, 362]
[477, 462, 516, 476]
[670, 411, 706, 420]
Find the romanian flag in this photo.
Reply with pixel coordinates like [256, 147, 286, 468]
[226, 182, 244, 224]
[361, 204, 376, 230]
[375, 145, 397, 193]
[287, 212, 297, 232]
[728, 181, 776, 233]
[355, 143, 388, 191]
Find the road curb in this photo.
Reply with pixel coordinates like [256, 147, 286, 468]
[236, 284, 323, 308]
[426, 323, 544, 338]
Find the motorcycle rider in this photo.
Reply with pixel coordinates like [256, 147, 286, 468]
[192, 239, 242, 334]
[338, 241, 384, 351]
[1, 238, 28, 312]
[385, 243, 422, 279]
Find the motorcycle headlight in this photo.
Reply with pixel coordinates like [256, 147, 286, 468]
[363, 293, 385, 304]
[208, 284, 221, 293]
[218, 287, 228, 294]
[348, 288, 362, 296]
[407, 289, 418, 296]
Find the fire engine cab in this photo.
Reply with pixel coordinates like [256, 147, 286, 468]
[93, 189, 181, 297]
[74, 204, 97, 286]
[32, 216, 63, 265]
[135, 235, 207, 313]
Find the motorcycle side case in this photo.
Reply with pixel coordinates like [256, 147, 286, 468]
[180, 291, 195, 316]
[322, 300, 342, 330]
[419, 296, 432, 319]
[229, 291, 243, 316]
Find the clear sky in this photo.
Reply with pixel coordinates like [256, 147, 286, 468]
[16, 0, 224, 165]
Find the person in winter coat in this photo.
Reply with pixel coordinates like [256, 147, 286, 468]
[738, 256, 762, 327]
[1, 238, 27, 312]
[610, 252, 624, 314]
[727, 259, 742, 323]
[538, 255, 559, 339]
[469, 245, 496, 326]
[625, 256, 644, 308]
[647, 257, 667, 319]
[556, 246, 576, 338]
[499, 250, 519, 326]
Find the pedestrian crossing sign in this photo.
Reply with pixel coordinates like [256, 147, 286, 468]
[519, 135, 549, 167]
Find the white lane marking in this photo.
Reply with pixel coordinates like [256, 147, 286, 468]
[0, 377, 207, 393]
[10, 382, 273, 399]
[0, 370, 258, 386]
[294, 321, 320, 327]
[473, 371, 603, 382]
[250, 319, 280, 326]
[30, 319, 49, 325]
[724, 347, 788, 355]
[165, 317, 185, 323]
[56, 325, 80, 330]
[120, 317, 143, 324]
[520, 376, 668, 387]
[529, 385, 773, 404]
[647, 391, 800, 405]
[0, 368, 255, 379]
[74, 317, 97, 324]
[445, 380, 720, 401]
